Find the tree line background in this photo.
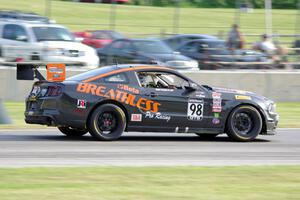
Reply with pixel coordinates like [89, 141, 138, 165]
[131, 0, 298, 9]
[128, 0, 297, 9]
[63, 0, 298, 9]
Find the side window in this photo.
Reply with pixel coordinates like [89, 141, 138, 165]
[2, 24, 28, 42]
[109, 41, 124, 52]
[137, 71, 190, 89]
[158, 73, 190, 89]
[120, 41, 133, 53]
[111, 41, 122, 49]
[103, 73, 128, 83]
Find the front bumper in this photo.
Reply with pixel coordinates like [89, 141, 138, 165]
[262, 113, 279, 135]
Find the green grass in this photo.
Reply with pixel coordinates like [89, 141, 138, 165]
[0, 166, 299, 200]
[277, 102, 300, 128]
[0, 0, 298, 44]
[1, 102, 299, 128]
[0, 102, 41, 129]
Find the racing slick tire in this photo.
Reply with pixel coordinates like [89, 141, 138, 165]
[88, 104, 126, 141]
[226, 105, 262, 142]
[195, 133, 219, 139]
[58, 127, 88, 137]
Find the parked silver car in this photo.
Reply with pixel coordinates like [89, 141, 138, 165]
[0, 19, 99, 68]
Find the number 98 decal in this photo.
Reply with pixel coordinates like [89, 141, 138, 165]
[187, 99, 204, 121]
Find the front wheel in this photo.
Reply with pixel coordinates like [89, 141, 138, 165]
[88, 104, 126, 141]
[58, 127, 88, 137]
[226, 105, 263, 142]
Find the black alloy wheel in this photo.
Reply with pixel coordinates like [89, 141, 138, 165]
[226, 105, 262, 142]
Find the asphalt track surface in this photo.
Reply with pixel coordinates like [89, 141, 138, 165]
[0, 128, 299, 167]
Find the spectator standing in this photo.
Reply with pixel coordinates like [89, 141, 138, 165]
[227, 24, 245, 49]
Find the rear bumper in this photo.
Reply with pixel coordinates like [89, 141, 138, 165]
[25, 97, 87, 128]
[25, 115, 54, 126]
[25, 109, 60, 126]
[25, 96, 61, 126]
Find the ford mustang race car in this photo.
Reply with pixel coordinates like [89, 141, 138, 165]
[22, 64, 279, 142]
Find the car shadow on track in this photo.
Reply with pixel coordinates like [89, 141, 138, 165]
[0, 133, 271, 143]
[118, 135, 270, 143]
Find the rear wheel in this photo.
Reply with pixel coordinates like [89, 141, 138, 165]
[88, 104, 126, 141]
[58, 127, 88, 137]
[226, 105, 262, 142]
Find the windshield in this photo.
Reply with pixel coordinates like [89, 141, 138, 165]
[33, 27, 74, 42]
[133, 40, 173, 54]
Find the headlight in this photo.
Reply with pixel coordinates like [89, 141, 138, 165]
[268, 103, 277, 114]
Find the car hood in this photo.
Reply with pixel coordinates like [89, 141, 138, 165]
[213, 86, 254, 95]
[211, 86, 270, 102]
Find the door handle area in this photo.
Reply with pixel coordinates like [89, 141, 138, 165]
[145, 92, 158, 97]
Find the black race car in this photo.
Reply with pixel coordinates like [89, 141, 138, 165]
[24, 64, 278, 142]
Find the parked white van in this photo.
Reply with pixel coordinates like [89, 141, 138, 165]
[0, 20, 99, 68]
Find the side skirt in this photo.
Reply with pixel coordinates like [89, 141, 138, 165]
[127, 126, 223, 134]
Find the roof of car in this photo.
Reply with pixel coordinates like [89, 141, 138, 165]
[0, 20, 65, 28]
[67, 64, 176, 83]
[0, 10, 51, 22]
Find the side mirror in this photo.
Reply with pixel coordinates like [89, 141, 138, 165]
[16, 35, 28, 42]
[185, 82, 197, 91]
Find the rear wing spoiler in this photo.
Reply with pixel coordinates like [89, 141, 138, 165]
[16, 63, 66, 82]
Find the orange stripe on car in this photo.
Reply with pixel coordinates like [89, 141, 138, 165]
[83, 66, 170, 83]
